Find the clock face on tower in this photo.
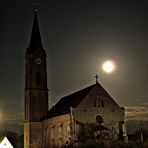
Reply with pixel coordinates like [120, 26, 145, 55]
[35, 58, 41, 64]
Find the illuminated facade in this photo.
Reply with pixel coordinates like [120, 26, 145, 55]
[24, 10, 125, 148]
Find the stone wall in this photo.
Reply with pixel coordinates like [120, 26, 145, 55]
[72, 86, 125, 134]
[24, 122, 42, 148]
[43, 114, 71, 147]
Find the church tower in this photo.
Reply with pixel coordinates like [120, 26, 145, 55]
[24, 9, 48, 148]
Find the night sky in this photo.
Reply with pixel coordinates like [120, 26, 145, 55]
[0, 0, 148, 134]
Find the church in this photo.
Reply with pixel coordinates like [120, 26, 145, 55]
[24, 9, 125, 148]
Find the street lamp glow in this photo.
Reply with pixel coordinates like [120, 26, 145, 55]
[0, 110, 2, 121]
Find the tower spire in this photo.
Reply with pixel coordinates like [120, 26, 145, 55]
[29, 2, 43, 51]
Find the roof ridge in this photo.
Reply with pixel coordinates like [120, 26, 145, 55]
[43, 83, 97, 119]
[57, 83, 96, 103]
[41, 82, 121, 120]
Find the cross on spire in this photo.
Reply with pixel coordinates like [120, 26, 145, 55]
[95, 74, 99, 83]
[29, 1, 43, 50]
[32, 0, 39, 12]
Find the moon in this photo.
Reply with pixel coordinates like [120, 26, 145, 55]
[102, 60, 116, 73]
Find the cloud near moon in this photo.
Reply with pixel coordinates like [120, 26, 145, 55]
[125, 106, 148, 121]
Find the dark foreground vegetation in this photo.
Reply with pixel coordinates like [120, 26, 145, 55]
[62, 127, 148, 148]
[62, 140, 148, 148]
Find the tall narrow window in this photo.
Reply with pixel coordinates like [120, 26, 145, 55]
[36, 72, 41, 85]
[94, 100, 96, 107]
[33, 96, 35, 105]
[102, 100, 104, 107]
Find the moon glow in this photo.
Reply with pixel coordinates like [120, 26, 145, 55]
[102, 60, 116, 73]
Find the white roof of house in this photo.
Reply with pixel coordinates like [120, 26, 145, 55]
[0, 137, 13, 148]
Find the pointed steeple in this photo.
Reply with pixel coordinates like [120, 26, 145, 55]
[29, 10, 43, 51]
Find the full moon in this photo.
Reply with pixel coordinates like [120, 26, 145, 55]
[102, 60, 116, 73]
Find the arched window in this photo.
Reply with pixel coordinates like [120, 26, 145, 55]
[96, 115, 103, 124]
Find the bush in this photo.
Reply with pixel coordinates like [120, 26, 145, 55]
[144, 142, 148, 148]
[126, 141, 137, 148]
[78, 140, 103, 148]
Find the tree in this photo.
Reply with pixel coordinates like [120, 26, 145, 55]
[17, 135, 24, 148]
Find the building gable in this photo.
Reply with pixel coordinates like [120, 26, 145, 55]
[44, 84, 96, 119]
[77, 83, 121, 109]
[45, 82, 123, 119]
